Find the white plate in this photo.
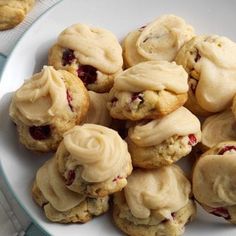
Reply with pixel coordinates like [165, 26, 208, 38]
[1, 0, 236, 235]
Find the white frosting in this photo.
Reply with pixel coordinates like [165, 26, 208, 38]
[202, 110, 236, 148]
[114, 61, 188, 93]
[124, 166, 191, 219]
[10, 66, 71, 125]
[62, 124, 131, 182]
[128, 107, 201, 147]
[36, 157, 84, 212]
[58, 23, 123, 74]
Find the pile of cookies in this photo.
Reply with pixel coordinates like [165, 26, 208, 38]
[9, 14, 236, 236]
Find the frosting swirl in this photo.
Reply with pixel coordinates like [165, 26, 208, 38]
[36, 157, 84, 212]
[62, 124, 131, 183]
[114, 60, 188, 93]
[128, 107, 200, 147]
[83, 91, 112, 126]
[58, 23, 123, 74]
[189, 35, 236, 112]
[193, 152, 236, 207]
[10, 66, 71, 125]
[137, 15, 194, 62]
[202, 110, 236, 148]
[124, 166, 191, 219]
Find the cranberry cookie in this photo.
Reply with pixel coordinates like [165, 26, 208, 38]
[107, 60, 188, 120]
[126, 107, 201, 168]
[9, 66, 89, 152]
[192, 141, 236, 224]
[113, 166, 196, 236]
[123, 14, 194, 68]
[56, 124, 132, 197]
[0, 0, 35, 30]
[32, 157, 109, 223]
[175, 35, 236, 116]
[48, 23, 123, 92]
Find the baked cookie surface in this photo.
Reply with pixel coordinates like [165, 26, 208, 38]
[56, 124, 133, 197]
[0, 0, 35, 30]
[127, 107, 201, 168]
[123, 14, 195, 67]
[107, 60, 188, 120]
[175, 35, 236, 115]
[48, 23, 123, 92]
[192, 141, 236, 223]
[113, 166, 196, 236]
[9, 66, 89, 152]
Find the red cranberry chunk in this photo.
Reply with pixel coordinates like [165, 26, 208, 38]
[66, 90, 73, 111]
[77, 65, 97, 85]
[194, 49, 201, 63]
[188, 134, 197, 146]
[210, 207, 230, 220]
[218, 145, 236, 155]
[66, 170, 76, 186]
[29, 125, 51, 140]
[131, 92, 144, 103]
[62, 49, 75, 66]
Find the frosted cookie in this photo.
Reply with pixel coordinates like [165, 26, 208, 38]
[48, 23, 123, 92]
[192, 141, 236, 223]
[123, 14, 195, 68]
[56, 124, 132, 197]
[175, 35, 236, 116]
[82, 91, 112, 127]
[0, 0, 35, 30]
[113, 166, 196, 236]
[201, 110, 236, 150]
[32, 157, 109, 223]
[9, 66, 89, 152]
[126, 107, 201, 168]
[107, 61, 188, 120]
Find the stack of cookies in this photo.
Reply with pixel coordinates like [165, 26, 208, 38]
[8, 13, 236, 236]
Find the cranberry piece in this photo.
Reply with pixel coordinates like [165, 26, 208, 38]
[131, 92, 144, 104]
[29, 125, 51, 140]
[66, 90, 73, 111]
[218, 145, 236, 155]
[62, 49, 75, 66]
[111, 97, 118, 107]
[112, 175, 123, 182]
[66, 170, 76, 186]
[188, 134, 197, 146]
[77, 65, 97, 85]
[210, 207, 230, 220]
[194, 49, 201, 63]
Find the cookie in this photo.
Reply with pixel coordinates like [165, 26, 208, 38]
[0, 0, 35, 30]
[126, 107, 201, 168]
[107, 60, 188, 120]
[113, 166, 196, 236]
[9, 66, 89, 152]
[32, 157, 109, 223]
[48, 23, 123, 92]
[175, 35, 236, 116]
[201, 110, 236, 150]
[56, 124, 133, 197]
[82, 91, 112, 127]
[192, 141, 236, 224]
[123, 14, 195, 68]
